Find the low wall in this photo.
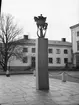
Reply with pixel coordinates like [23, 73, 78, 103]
[7, 66, 31, 71]
[0, 66, 78, 71]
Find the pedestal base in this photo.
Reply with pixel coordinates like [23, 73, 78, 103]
[36, 38, 49, 90]
[6, 70, 10, 77]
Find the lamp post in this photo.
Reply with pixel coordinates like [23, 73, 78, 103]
[34, 14, 49, 90]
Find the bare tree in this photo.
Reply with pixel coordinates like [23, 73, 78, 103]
[0, 14, 23, 71]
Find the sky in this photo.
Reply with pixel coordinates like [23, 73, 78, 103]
[1, 0, 79, 42]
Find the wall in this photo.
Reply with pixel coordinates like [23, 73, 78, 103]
[8, 42, 72, 68]
[71, 26, 79, 53]
[48, 45, 72, 67]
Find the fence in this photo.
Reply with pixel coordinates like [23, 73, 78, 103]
[49, 71, 79, 82]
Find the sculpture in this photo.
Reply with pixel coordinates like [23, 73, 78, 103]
[34, 14, 48, 38]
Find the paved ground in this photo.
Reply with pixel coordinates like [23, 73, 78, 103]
[0, 75, 79, 105]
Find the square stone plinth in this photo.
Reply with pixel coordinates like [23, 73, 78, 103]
[36, 38, 49, 90]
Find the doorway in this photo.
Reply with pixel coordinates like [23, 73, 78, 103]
[31, 57, 35, 69]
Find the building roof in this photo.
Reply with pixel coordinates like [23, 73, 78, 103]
[17, 38, 72, 47]
[70, 23, 79, 29]
[48, 40, 71, 47]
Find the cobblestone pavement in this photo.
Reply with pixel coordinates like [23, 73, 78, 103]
[0, 75, 79, 105]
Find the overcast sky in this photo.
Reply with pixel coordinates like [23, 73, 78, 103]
[1, 0, 79, 42]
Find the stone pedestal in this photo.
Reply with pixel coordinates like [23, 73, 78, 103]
[6, 70, 10, 77]
[62, 72, 66, 82]
[36, 38, 49, 90]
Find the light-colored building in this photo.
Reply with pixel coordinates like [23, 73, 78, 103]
[70, 23, 79, 67]
[9, 35, 72, 70]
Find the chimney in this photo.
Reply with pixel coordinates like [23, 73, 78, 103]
[24, 35, 28, 39]
[62, 38, 66, 42]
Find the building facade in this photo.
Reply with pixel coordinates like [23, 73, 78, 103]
[9, 35, 72, 70]
[70, 23, 79, 67]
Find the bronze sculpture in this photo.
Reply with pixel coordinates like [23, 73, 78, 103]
[34, 14, 48, 38]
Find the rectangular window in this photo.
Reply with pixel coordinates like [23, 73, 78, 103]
[64, 58, 68, 64]
[32, 48, 35, 53]
[23, 47, 28, 52]
[77, 31, 79, 36]
[23, 56, 28, 63]
[56, 58, 61, 64]
[64, 49, 68, 54]
[48, 48, 53, 53]
[48, 58, 53, 63]
[56, 49, 60, 54]
[77, 41, 79, 51]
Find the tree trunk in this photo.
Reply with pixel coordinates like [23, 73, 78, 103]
[4, 63, 7, 72]
[4, 54, 8, 72]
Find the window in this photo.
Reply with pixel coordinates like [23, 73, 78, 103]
[23, 56, 28, 63]
[56, 49, 60, 54]
[64, 58, 68, 64]
[31, 57, 35, 62]
[48, 58, 53, 63]
[23, 47, 28, 52]
[56, 58, 61, 64]
[64, 49, 68, 54]
[71, 49, 73, 54]
[77, 41, 79, 51]
[32, 48, 35, 53]
[77, 31, 79, 36]
[48, 48, 53, 53]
